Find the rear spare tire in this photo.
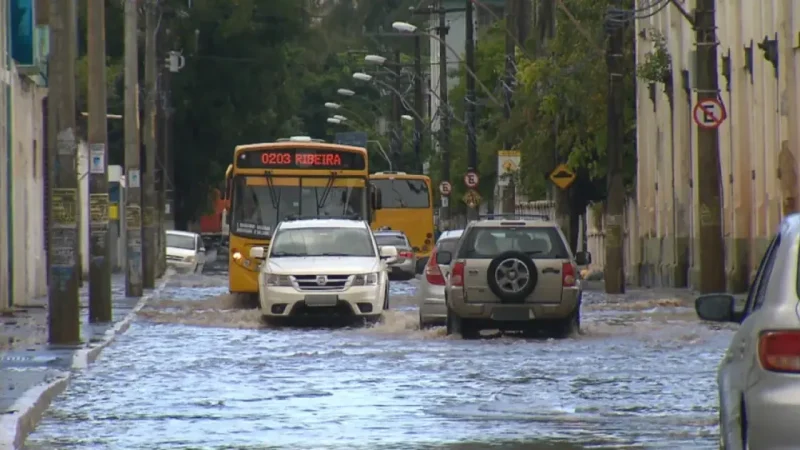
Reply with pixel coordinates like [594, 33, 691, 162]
[486, 250, 538, 303]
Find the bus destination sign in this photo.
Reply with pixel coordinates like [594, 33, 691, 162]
[237, 148, 366, 170]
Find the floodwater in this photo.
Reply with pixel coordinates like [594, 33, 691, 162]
[24, 268, 733, 450]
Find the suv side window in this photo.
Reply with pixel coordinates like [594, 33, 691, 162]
[744, 234, 781, 314]
[457, 227, 568, 259]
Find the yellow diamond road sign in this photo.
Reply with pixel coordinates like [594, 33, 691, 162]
[549, 163, 576, 190]
[462, 189, 482, 208]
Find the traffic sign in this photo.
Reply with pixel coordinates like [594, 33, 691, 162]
[462, 189, 482, 208]
[464, 171, 479, 188]
[692, 98, 726, 129]
[439, 181, 452, 196]
[549, 163, 576, 190]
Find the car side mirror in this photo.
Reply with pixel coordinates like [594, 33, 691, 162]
[575, 251, 591, 266]
[249, 247, 266, 259]
[695, 293, 740, 323]
[436, 251, 452, 265]
[379, 245, 397, 265]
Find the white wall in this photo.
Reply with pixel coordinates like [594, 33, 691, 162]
[77, 141, 90, 276]
[9, 70, 47, 305]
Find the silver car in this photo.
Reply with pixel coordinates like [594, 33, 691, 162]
[418, 229, 463, 328]
[374, 231, 416, 280]
[695, 214, 800, 450]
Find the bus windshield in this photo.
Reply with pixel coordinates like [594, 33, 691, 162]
[371, 179, 429, 208]
[231, 176, 365, 238]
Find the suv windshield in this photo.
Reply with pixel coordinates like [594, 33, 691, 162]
[166, 234, 195, 250]
[232, 176, 365, 238]
[375, 234, 409, 247]
[270, 227, 375, 257]
[458, 227, 568, 259]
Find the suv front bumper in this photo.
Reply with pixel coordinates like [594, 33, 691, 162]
[259, 285, 385, 317]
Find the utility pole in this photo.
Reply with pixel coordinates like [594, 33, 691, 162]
[603, 14, 626, 294]
[437, 4, 452, 228]
[87, 0, 111, 322]
[47, 0, 80, 344]
[501, 0, 517, 215]
[125, 0, 143, 297]
[694, 0, 725, 293]
[413, 35, 425, 174]
[143, 0, 158, 289]
[392, 50, 403, 162]
[465, 0, 479, 220]
[156, 27, 170, 278]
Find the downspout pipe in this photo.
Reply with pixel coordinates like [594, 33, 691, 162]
[5, 0, 13, 308]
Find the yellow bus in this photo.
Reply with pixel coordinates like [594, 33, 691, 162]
[227, 137, 377, 301]
[369, 172, 434, 272]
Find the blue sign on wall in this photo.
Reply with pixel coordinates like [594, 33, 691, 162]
[335, 132, 368, 148]
[10, 0, 35, 66]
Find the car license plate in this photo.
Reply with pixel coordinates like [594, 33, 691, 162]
[304, 295, 338, 307]
[491, 307, 533, 321]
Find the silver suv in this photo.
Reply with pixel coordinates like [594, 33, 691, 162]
[435, 214, 590, 339]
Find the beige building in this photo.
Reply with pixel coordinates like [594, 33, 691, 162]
[633, 0, 800, 292]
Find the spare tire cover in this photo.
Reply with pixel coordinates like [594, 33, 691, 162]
[486, 250, 538, 303]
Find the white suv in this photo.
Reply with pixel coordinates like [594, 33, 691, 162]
[249, 217, 398, 323]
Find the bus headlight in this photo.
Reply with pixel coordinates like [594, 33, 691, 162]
[266, 274, 293, 287]
[352, 272, 379, 286]
[184, 255, 195, 262]
[232, 251, 243, 261]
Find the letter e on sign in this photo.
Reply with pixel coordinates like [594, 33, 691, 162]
[692, 98, 726, 130]
[464, 171, 479, 188]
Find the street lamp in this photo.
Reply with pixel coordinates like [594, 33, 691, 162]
[333, 114, 348, 121]
[327, 118, 341, 124]
[353, 72, 373, 82]
[337, 88, 355, 97]
[364, 55, 387, 65]
[324, 102, 341, 110]
[392, 21, 417, 33]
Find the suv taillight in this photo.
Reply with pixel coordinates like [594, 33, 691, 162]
[562, 262, 576, 287]
[759, 331, 800, 372]
[424, 250, 446, 285]
[451, 260, 466, 287]
[399, 251, 414, 259]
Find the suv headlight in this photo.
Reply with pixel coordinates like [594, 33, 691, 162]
[352, 272, 379, 286]
[266, 274, 293, 287]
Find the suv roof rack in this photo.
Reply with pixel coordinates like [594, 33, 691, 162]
[283, 214, 363, 222]
[478, 213, 550, 221]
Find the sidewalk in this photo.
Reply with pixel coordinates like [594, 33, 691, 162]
[0, 273, 169, 449]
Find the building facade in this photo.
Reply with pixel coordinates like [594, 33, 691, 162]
[634, 0, 800, 292]
[1, 0, 49, 308]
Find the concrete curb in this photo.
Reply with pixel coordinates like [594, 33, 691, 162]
[0, 275, 170, 450]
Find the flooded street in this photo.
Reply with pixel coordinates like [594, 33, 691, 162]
[24, 268, 732, 449]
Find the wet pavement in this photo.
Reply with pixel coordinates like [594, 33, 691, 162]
[23, 267, 734, 450]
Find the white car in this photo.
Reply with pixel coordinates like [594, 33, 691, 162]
[249, 217, 398, 323]
[166, 230, 206, 273]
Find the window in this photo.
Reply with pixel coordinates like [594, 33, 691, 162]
[166, 233, 196, 250]
[458, 227, 569, 259]
[231, 176, 365, 239]
[436, 238, 460, 255]
[745, 234, 781, 314]
[375, 234, 409, 247]
[371, 179, 430, 208]
[270, 227, 375, 257]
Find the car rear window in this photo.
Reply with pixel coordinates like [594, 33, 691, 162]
[436, 238, 460, 254]
[457, 226, 568, 259]
[375, 234, 408, 247]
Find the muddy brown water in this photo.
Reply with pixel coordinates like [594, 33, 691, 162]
[24, 273, 732, 449]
